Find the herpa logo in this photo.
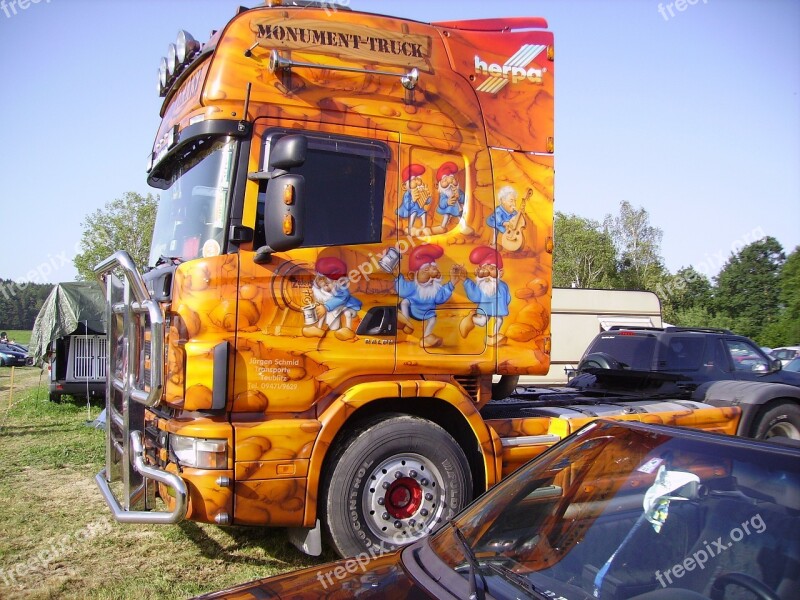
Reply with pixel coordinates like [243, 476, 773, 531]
[474, 44, 546, 94]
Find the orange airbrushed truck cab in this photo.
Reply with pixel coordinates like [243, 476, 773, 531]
[94, 1, 743, 559]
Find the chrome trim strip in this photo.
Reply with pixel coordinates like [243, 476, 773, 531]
[501, 434, 561, 447]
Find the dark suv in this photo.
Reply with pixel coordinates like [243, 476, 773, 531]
[572, 327, 800, 393]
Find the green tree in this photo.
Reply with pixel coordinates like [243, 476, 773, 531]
[657, 266, 713, 325]
[0, 279, 53, 330]
[760, 246, 800, 346]
[714, 236, 785, 341]
[73, 192, 158, 280]
[552, 212, 617, 288]
[604, 201, 665, 290]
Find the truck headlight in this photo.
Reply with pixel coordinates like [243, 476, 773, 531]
[169, 434, 227, 469]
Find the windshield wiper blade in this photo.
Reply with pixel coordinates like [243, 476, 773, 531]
[155, 255, 183, 267]
[484, 562, 549, 600]
[451, 522, 487, 600]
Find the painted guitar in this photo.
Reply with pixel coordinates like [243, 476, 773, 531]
[500, 188, 533, 252]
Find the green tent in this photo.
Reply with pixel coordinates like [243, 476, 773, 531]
[29, 282, 107, 364]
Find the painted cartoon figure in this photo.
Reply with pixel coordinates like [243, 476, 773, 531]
[303, 257, 362, 341]
[459, 246, 511, 345]
[397, 164, 431, 234]
[486, 185, 518, 245]
[435, 161, 465, 230]
[396, 244, 457, 348]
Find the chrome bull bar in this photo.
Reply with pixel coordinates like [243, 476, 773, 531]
[94, 251, 187, 523]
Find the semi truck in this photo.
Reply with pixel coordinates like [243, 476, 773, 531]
[94, 1, 800, 559]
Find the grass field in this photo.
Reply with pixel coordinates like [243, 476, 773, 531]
[0, 366, 333, 599]
[2, 330, 31, 345]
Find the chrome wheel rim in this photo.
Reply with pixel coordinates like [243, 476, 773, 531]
[362, 452, 448, 546]
[765, 421, 800, 440]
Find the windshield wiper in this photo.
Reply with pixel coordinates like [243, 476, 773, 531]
[155, 255, 183, 267]
[484, 562, 550, 600]
[451, 522, 487, 600]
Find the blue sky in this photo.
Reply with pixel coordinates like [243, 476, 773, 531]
[0, 0, 797, 285]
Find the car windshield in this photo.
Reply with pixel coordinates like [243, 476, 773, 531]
[427, 421, 800, 600]
[785, 358, 800, 373]
[148, 137, 235, 267]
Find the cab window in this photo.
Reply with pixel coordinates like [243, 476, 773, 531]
[255, 131, 390, 249]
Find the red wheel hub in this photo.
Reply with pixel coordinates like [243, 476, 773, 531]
[385, 477, 422, 519]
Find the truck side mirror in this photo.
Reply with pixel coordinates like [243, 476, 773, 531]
[252, 135, 308, 264]
[269, 134, 307, 170]
[248, 134, 308, 181]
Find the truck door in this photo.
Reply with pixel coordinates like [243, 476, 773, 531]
[233, 124, 399, 414]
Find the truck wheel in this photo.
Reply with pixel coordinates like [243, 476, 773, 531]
[322, 414, 473, 558]
[752, 401, 800, 440]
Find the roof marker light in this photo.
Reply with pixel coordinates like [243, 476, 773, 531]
[167, 43, 178, 75]
[176, 30, 199, 63]
[158, 58, 168, 91]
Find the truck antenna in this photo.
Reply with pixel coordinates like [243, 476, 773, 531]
[242, 82, 252, 124]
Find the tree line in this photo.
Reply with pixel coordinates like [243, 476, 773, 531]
[0, 279, 53, 331]
[553, 201, 800, 347]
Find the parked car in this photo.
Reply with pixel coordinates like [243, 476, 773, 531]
[571, 327, 800, 395]
[0, 343, 27, 367]
[784, 357, 800, 373]
[2, 342, 34, 365]
[195, 419, 800, 599]
[770, 346, 800, 367]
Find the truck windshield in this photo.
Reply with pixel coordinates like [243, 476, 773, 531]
[148, 137, 235, 267]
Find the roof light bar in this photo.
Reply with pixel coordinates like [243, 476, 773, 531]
[158, 30, 203, 97]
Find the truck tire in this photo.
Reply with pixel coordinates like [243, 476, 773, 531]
[752, 401, 800, 440]
[322, 414, 473, 558]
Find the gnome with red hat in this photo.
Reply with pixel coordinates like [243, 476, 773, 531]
[460, 246, 511, 344]
[303, 256, 362, 341]
[396, 243, 459, 348]
[435, 161, 465, 230]
[397, 163, 431, 234]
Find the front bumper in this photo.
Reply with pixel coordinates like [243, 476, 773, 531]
[94, 251, 178, 523]
[95, 430, 188, 524]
